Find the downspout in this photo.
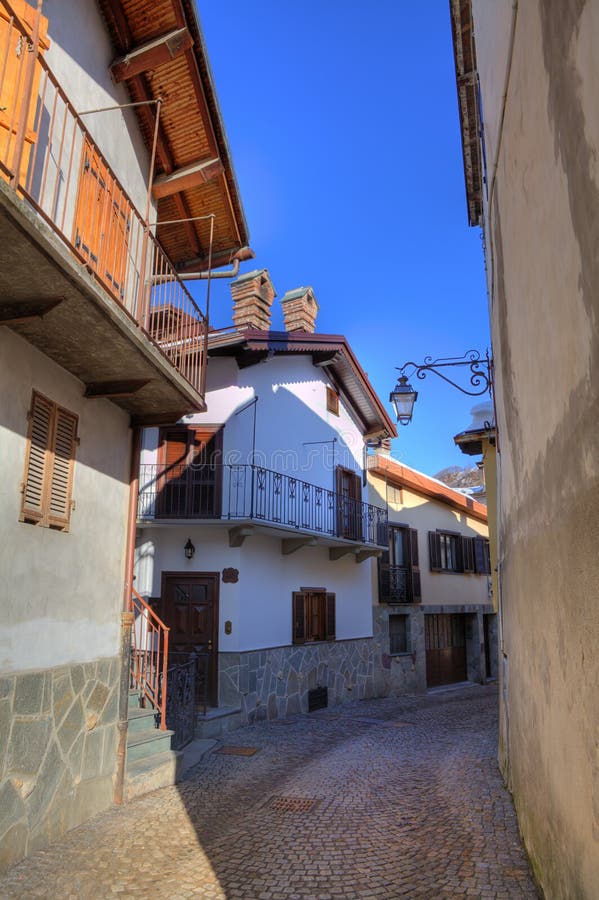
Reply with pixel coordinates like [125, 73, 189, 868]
[178, 245, 255, 280]
[114, 424, 142, 806]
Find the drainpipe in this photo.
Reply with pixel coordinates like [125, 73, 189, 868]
[178, 245, 255, 281]
[114, 425, 142, 806]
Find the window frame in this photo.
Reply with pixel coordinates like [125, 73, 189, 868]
[326, 386, 340, 416]
[389, 613, 410, 655]
[292, 589, 336, 644]
[429, 530, 491, 575]
[20, 391, 78, 532]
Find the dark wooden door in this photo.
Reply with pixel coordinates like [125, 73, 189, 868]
[425, 614, 467, 687]
[161, 573, 219, 707]
[336, 466, 362, 540]
[157, 427, 222, 518]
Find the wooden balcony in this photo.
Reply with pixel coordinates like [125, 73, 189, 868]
[0, 1, 207, 420]
[138, 463, 388, 553]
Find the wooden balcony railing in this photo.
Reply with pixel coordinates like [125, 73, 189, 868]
[138, 462, 388, 548]
[130, 589, 169, 729]
[0, 1, 207, 395]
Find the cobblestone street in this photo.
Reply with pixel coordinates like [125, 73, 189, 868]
[0, 684, 538, 899]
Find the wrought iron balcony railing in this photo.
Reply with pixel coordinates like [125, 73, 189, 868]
[0, 1, 207, 395]
[138, 463, 388, 548]
[379, 564, 414, 603]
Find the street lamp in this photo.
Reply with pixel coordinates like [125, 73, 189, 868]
[389, 375, 418, 426]
[391, 350, 492, 425]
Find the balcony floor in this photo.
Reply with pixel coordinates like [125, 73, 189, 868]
[0, 180, 205, 422]
[136, 515, 385, 555]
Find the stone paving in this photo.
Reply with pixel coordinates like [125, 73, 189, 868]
[0, 684, 540, 899]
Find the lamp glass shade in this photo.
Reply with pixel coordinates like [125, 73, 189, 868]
[390, 377, 418, 425]
[184, 538, 195, 559]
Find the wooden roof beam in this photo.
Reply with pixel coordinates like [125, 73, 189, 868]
[111, 27, 194, 83]
[152, 157, 223, 199]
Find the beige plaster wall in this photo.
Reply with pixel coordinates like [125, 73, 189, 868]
[0, 329, 131, 672]
[471, 1, 599, 895]
[369, 471, 490, 608]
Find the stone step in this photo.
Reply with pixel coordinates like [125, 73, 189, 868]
[125, 749, 182, 802]
[128, 706, 158, 735]
[126, 727, 174, 765]
[195, 706, 243, 740]
[128, 689, 141, 710]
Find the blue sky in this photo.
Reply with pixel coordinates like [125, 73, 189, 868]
[199, 1, 490, 477]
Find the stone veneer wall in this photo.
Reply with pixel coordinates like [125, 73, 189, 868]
[0, 656, 120, 873]
[219, 638, 377, 723]
[372, 604, 497, 694]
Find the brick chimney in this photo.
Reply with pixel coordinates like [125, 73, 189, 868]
[230, 269, 276, 331]
[280, 286, 319, 333]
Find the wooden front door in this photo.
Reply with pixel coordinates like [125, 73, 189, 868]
[161, 573, 219, 707]
[425, 614, 467, 687]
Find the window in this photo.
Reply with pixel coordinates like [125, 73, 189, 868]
[20, 391, 78, 531]
[293, 590, 335, 644]
[429, 531, 491, 575]
[389, 614, 409, 654]
[379, 525, 421, 604]
[326, 386, 339, 415]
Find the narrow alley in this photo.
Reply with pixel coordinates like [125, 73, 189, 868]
[0, 685, 538, 899]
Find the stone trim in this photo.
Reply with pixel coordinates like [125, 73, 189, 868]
[0, 656, 119, 873]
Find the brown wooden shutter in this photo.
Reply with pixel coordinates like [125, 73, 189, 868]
[325, 593, 336, 640]
[428, 531, 442, 571]
[475, 537, 491, 574]
[408, 528, 422, 602]
[21, 392, 53, 523]
[462, 537, 475, 573]
[474, 536, 490, 574]
[292, 592, 306, 644]
[47, 407, 78, 529]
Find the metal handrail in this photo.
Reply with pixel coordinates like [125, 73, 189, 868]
[130, 588, 169, 729]
[0, 0, 207, 394]
[137, 462, 388, 547]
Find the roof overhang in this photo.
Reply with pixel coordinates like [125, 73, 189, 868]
[454, 426, 496, 457]
[369, 453, 488, 523]
[97, 0, 249, 271]
[449, 0, 483, 227]
[208, 329, 398, 440]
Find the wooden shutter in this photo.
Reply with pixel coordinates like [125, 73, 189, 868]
[0, 2, 49, 186]
[21, 392, 53, 523]
[474, 537, 491, 574]
[292, 592, 306, 644]
[325, 593, 336, 641]
[428, 531, 442, 571]
[47, 407, 78, 529]
[462, 536, 475, 573]
[408, 528, 421, 603]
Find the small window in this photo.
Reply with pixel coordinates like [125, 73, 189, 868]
[20, 391, 78, 531]
[429, 531, 491, 575]
[293, 590, 335, 644]
[389, 614, 409, 654]
[326, 386, 339, 415]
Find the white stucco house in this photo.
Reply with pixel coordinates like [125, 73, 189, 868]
[134, 270, 397, 729]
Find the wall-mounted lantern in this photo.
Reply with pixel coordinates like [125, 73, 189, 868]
[184, 538, 195, 560]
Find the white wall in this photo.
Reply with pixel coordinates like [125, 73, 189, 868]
[0, 329, 130, 672]
[142, 354, 367, 494]
[135, 524, 373, 653]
